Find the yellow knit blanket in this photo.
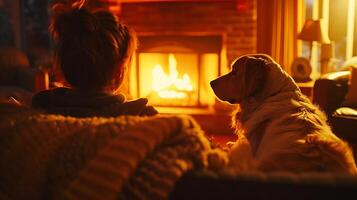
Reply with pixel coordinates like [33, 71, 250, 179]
[0, 105, 224, 200]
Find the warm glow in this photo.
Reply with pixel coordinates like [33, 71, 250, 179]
[133, 52, 218, 108]
[103, 0, 121, 13]
[151, 54, 193, 99]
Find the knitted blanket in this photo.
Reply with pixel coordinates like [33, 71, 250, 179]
[0, 106, 223, 200]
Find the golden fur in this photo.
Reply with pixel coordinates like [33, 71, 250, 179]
[210, 54, 357, 174]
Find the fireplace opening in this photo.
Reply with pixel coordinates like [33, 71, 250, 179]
[139, 53, 198, 106]
[129, 35, 223, 111]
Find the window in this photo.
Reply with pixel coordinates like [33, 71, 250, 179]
[303, 0, 357, 77]
[0, 0, 19, 47]
[0, 0, 52, 67]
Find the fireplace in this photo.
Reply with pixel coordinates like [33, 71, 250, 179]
[129, 35, 222, 110]
[116, 1, 256, 113]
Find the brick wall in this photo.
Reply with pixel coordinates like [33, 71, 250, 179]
[120, 1, 257, 68]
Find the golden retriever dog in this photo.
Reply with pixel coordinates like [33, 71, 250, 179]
[210, 54, 357, 174]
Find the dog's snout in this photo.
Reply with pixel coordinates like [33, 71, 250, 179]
[210, 74, 239, 104]
[210, 78, 221, 95]
[210, 76, 230, 102]
[210, 79, 217, 89]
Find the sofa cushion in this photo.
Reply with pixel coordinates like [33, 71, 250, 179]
[334, 107, 357, 118]
[343, 65, 357, 107]
[0, 46, 29, 68]
[171, 170, 357, 200]
[0, 86, 33, 106]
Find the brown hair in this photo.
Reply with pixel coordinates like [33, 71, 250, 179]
[49, 2, 137, 92]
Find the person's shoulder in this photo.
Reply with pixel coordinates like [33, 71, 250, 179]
[32, 87, 70, 108]
[121, 98, 158, 116]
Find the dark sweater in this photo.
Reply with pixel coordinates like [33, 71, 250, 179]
[31, 87, 158, 117]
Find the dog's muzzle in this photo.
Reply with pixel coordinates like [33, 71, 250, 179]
[210, 76, 230, 102]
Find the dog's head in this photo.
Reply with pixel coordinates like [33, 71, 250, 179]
[210, 55, 270, 104]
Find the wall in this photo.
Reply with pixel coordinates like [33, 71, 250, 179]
[120, 1, 257, 68]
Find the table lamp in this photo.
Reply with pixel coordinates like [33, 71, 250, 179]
[298, 19, 330, 61]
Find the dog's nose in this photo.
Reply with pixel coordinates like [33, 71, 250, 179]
[210, 79, 217, 89]
[210, 79, 220, 97]
[210, 76, 234, 103]
[210, 78, 227, 103]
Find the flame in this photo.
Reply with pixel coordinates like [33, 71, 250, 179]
[151, 54, 193, 99]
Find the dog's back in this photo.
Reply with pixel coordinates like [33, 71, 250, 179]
[233, 85, 357, 174]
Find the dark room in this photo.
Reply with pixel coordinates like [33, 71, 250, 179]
[1, 0, 357, 199]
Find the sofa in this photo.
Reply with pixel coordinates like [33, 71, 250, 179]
[0, 46, 48, 106]
[171, 170, 357, 200]
[0, 105, 224, 200]
[313, 70, 357, 156]
[1, 104, 357, 200]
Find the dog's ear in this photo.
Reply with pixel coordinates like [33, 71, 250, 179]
[243, 57, 269, 98]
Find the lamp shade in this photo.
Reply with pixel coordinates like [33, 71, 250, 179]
[298, 19, 330, 43]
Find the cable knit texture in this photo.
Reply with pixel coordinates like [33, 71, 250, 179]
[0, 105, 221, 200]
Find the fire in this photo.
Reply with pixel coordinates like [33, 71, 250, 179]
[151, 54, 193, 99]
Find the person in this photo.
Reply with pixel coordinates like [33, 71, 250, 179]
[32, 1, 157, 117]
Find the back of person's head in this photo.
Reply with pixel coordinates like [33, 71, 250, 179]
[49, 1, 137, 92]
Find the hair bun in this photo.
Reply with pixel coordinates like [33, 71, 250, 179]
[73, 9, 99, 33]
[49, 2, 98, 40]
